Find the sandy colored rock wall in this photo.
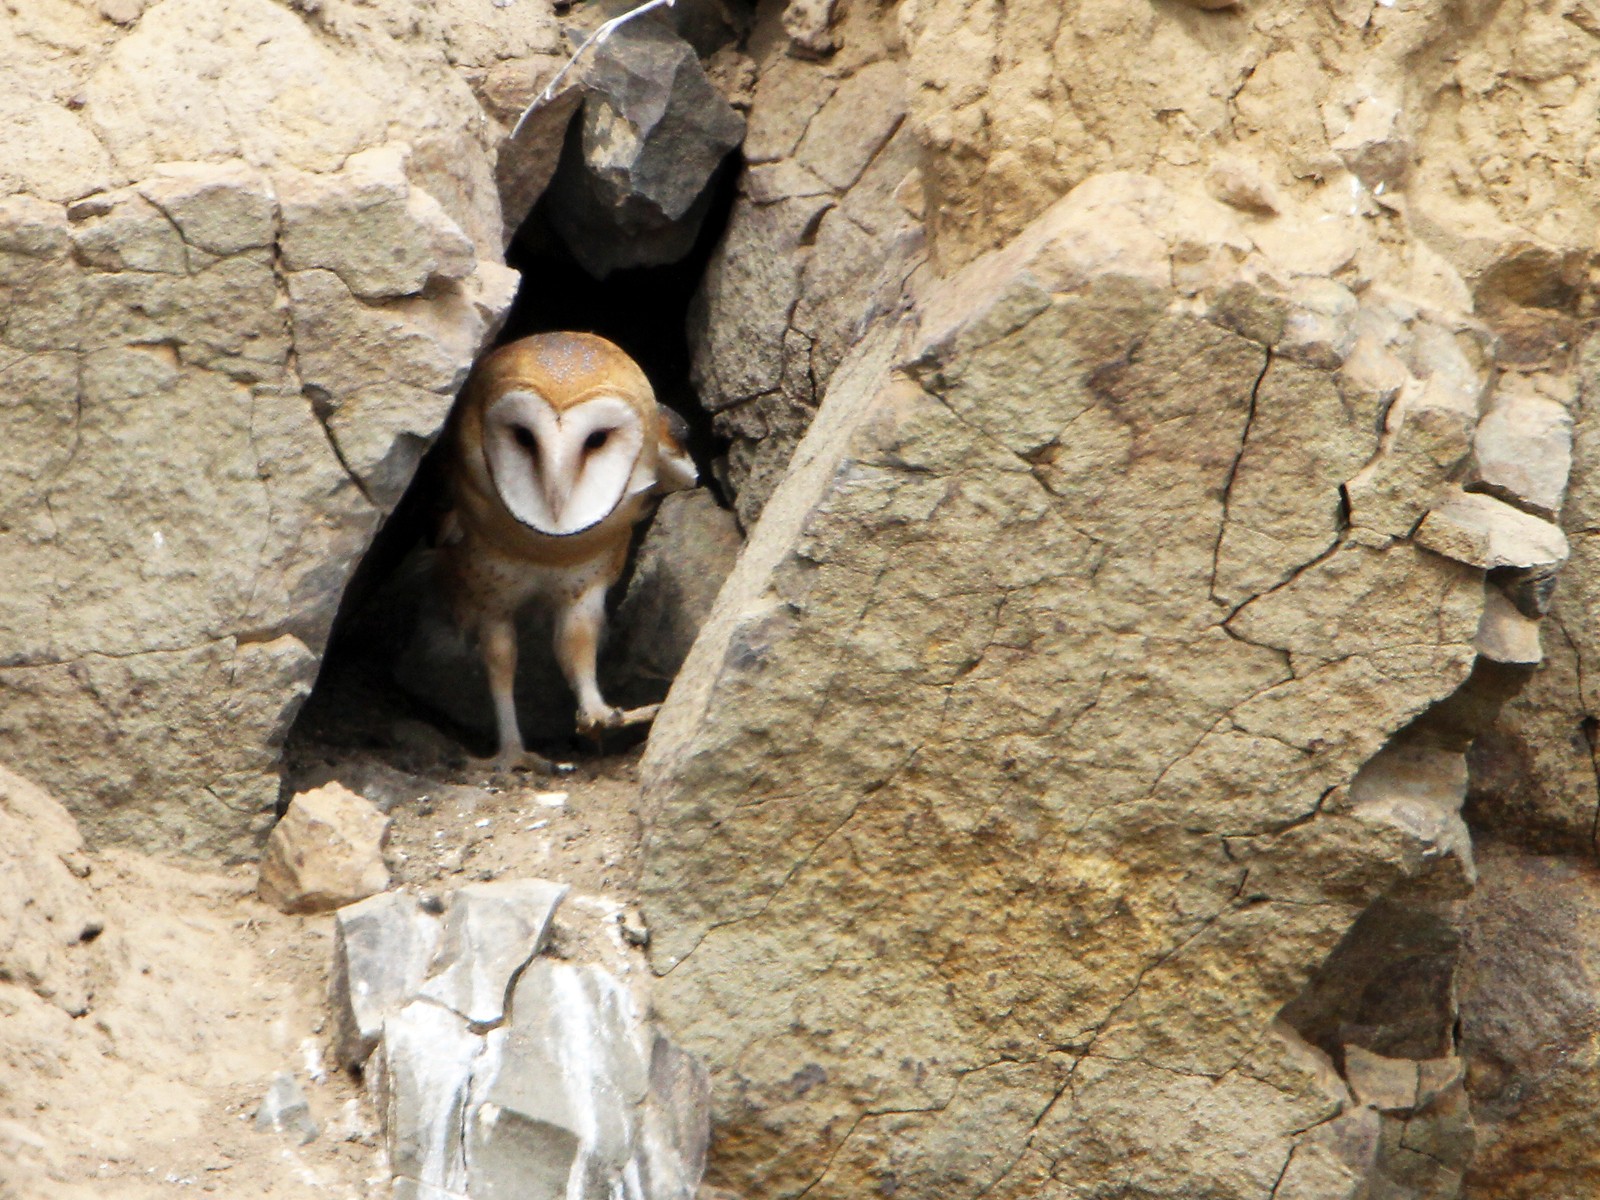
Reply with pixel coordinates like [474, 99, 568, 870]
[0, 0, 535, 855]
[638, 167, 1562, 1196]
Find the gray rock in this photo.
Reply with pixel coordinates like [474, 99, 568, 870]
[330, 890, 443, 1070]
[418, 879, 568, 1028]
[374, 1000, 482, 1197]
[496, 86, 584, 243]
[465, 962, 708, 1200]
[255, 1071, 319, 1145]
[368, 950, 709, 1200]
[542, 20, 745, 276]
[1415, 490, 1569, 570]
[608, 489, 743, 708]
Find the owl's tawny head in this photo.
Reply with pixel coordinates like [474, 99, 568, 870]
[467, 332, 661, 538]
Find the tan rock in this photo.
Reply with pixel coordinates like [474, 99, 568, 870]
[136, 160, 277, 256]
[640, 177, 1482, 1199]
[278, 145, 476, 301]
[1469, 388, 1572, 519]
[257, 782, 390, 914]
[1476, 587, 1543, 665]
[1415, 490, 1569, 571]
[0, 765, 102, 1018]
[1206, 154, 1281, 215]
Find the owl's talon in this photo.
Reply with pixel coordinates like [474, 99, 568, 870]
[575, 703, 661, 739]
[575, 706, 623, 739]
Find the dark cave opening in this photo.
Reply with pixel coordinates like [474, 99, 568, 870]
[284, 149, 744, 786]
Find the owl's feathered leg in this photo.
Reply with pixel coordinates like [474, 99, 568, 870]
[476, 616, 565, 773]
[555, 582, 661, 738]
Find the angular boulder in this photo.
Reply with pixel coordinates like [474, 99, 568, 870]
[351, 877, 710, 1200]
[542, 18, 745, 277]
[257, 782, 391, 914]
[639, 175, 1489, 1197]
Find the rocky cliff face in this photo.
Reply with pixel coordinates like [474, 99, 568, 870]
[0, 0, 544, 856]
[639, 0, 1593, 1196]
[3, 0, 1598, 1194]
[639, 167, 1566, 1197]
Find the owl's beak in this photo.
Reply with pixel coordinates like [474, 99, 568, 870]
[542, 439, 577, 524]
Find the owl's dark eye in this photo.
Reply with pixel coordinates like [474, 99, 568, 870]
[512, 426, 538, 458]
[584, 428, 611, 453]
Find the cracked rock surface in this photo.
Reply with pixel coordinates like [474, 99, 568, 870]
[0, 0, 528, 856]
[639, 175, 1508, 1198]
[342, 880, 709, 1200]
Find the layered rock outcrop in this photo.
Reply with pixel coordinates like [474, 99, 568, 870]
[639, 169, 1566, 1197]
[0, 0, 526, 855]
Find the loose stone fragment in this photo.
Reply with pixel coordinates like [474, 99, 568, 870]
[255, 1071, 319, 1145]
[1343, 1045, 1421, 1114]
[1475, 587, 1542, 666]
[257, 783, 391, 915]
[1415, 490, 1569, 571]
[1468, 391, 1572, 519]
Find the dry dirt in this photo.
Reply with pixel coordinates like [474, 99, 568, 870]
[1, 699, 655, 1200]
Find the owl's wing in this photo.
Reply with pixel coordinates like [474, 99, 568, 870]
[655, 403, 698, 493]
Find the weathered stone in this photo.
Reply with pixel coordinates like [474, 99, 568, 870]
[1415, 490, 1569, 571]
[1283, 896, 1462, 1065]
[330, 890, 443, 1070]
[69, 189, 189, 274]
[418, 879, 568, 1028]
[287, 263, 519, 508]
[257, 782, 391, 915]
[543, 19, 745, 276]
[640, 178, 1481, 1198]
[374, 1000, 480, 1198]
[495, 85, 583, 243]
[687, 15, 922, 525]
[1475, 587, 1542, 666]
[1346, 384, 1477, 546]
[608, 489, 743, 709]
[465, 963, 710, 1200]
[1344, 1045, 1421, 1114]
[1468, 389, 1572, 519]
[1458, 848, 1600, 1199]
[781, 0, 841, 57]
[1328, 93, 1412, 190]
[0, 0, 523, 855]
[1206, 154, 1281, 215]
[370, 953, 710, 1200]
[1465, 606, 1596, 855]
[255, 1070, 319, 1145]
[278, 145, 477, 301]
[136, 160, 277, 257]
[0, 765, 102, 1019]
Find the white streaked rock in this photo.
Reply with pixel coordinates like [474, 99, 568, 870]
[417, 879, 568, 1028]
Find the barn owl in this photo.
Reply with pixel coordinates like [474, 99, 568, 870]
[439, 332, 696, 769]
